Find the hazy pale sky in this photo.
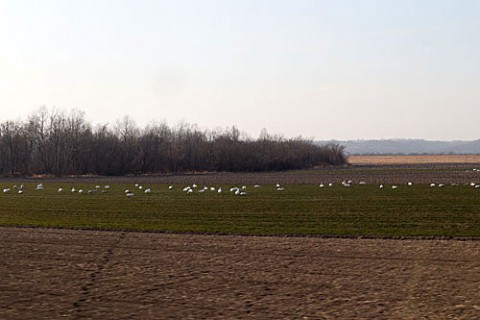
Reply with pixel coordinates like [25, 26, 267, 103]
[1, 0, 479, 140]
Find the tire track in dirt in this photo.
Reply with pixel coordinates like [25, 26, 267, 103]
[72, 231, 126, 317]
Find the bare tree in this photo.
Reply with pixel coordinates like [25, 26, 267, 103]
[0, 108, 346, 176]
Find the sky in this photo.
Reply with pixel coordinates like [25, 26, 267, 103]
[0, 0, 479, 140]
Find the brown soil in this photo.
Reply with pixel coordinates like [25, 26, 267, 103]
[8, 162, 480, 186]
[1, 227, 479, 319]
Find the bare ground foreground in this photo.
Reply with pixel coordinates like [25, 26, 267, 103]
[1, 227, 480, 319]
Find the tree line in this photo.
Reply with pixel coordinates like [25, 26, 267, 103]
[0, 108, 346, 176]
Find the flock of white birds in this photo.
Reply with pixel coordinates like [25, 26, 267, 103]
[180, 183, 267, 196]
[2, 167, 480, 196]
[0, 182, 281, 197]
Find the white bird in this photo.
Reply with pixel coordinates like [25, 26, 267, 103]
[235, 189, 241, 195]
[58, 188, 64, 192]
[126, 192, 134, 197]
[95, 185, 101, 189]
[276, 183, 281, 188]
[71, 187, 76, 192]
[254, 184, 261, 188]
[391, 185, 398, 189]
[430, 183, 436, 187]
[198, 189, 205, 193]
[241, 186, 247, 190]
[168, 185, 174, 190]
[187, 189, 193, 194]
[144, 188, 152, 193]
[78, 189, 84, 193]
[3, 188, 11, 193]
[438, 184, 445, 187]
[359, 181, 366, 185]
[328, 183, 333, 187]
[276, 187, 285, 191]
[138, 185, 143, 190]
[379, 184, 384, 189]
[104, 185, 110, 189]
[218, 188, 222, 193]
[407, 182, 413, 186]
[18, 190, 23, 194]
[125, 189, 131, 193]
[192, 183, 197, 188]
[183, 186, 191, 192]
[134, 183, 139, 187]
[210, 187, 216, 191]
[319, 183, 324, 188]
[240, 191, 247, 196]
[35, 183, 44, 190]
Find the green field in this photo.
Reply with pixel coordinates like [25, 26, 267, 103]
[1, 182, 479, 238]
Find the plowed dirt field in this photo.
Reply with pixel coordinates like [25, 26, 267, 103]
[1, 227, 479, 319]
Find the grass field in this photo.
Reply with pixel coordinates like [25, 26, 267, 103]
[1, 181, 480, 238]
[349, 154, 480, 165]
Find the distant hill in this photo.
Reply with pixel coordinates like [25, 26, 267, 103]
[318, 139, 480, 155]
